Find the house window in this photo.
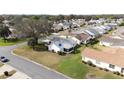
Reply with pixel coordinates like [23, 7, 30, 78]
[109, 64, 115, 69]
[121, 68, 124, 73]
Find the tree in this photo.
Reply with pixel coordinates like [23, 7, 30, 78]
[0, 25, 11, 42]
[0, 16, 4, 23]
[15, 17, 53, 43]
[27, 38, 37, 49]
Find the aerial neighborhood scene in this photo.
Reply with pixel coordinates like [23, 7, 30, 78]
[1, 14, 124, 79]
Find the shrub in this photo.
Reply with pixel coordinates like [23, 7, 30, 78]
[82, 61, 87, 64]
[33, 44, 47, 51]
[113, 71, 121, 75]
[87, 61, 93, 66]
[92, 64, 96, 67]
[7, 37, 18, 42]
[121, 74, 124, 77]
[99, 67, 103, 70]
[58, 51, 65, 56]
[104, 68, 109, 72]
[119, 22, 124, 26]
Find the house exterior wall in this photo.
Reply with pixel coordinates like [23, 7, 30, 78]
[82, 56, 123, 74]
[71, 37, 81, 45]
[48, 44, 61, 53]
[99, 41, 112, 46]
[111, 46, 124, 49]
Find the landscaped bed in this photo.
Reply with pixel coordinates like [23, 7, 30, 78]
[13, 45, 123, 79]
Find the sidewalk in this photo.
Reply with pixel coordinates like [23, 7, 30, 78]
[0, 64, 31, 79]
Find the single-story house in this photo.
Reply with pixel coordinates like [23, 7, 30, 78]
[59, 35, 81, 45]
[71, 33, 92, 44]
[93, 27, 106, 35]
[84, 28, 101, 38]
[53, 23, 63, 31]
[47, 37, 76, 53]
[99, 36, 124, 47]
[100, 25, 111, 31]
[82, 48, 124, 74]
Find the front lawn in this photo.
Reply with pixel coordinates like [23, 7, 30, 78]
[0, 38, 27, 46]
[13, 45, 123, 79]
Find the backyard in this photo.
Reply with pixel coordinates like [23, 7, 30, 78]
[13, 44, 123, 79]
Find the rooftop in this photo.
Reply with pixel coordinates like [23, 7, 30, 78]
[82, 48, 124, 67]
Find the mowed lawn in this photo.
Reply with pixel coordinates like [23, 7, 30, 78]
[0, 38, 27, 46]
[13, 45, 123, 79]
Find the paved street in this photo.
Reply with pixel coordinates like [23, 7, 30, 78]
[0, 42, 68, 79]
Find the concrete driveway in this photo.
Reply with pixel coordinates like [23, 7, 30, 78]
[0, 42, 68, 79]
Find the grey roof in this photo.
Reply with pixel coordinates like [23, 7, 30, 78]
[51, 37, 75, 49]
[86, 28, 101, 37]
[100, 36, 124, 45]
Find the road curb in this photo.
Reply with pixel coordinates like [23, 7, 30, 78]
[11, 50, 71, 79]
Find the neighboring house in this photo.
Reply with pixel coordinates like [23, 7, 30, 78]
[47, 37, 76, 53]
[93, 26, 106, 35]
[105, 23, 117, 30]
[53, 23, 63, 31]
[99, 36, 124, 47]
[82, 48, 124, 74]
[59, 35, 80, 45]
[104, 25, 112, 31]
[84, 28, 101, 39]
[71, 33, 92, 44]
[71, 22, 80, 28]
[100, 25, 111, 31]
[59, 30, 92, 45]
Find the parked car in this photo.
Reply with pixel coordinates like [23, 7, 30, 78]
[0, 56, 9, 63]
[0, 56, 5, 59]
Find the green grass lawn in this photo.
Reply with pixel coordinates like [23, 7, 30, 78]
[0, 38, 27, 46]
[13, 45, 123, 79]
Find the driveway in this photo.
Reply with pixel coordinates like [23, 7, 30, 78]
[0, 42, 68, 79]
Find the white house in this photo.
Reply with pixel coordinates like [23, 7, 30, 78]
[99, 36, 124, 47]
[82, 48, 124, 74]
[47, 37, 76, 53]
[59, 35, 81, 45]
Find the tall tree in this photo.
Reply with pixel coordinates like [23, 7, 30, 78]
[14, 17, 53, 43]
[0, 25, 11, 42]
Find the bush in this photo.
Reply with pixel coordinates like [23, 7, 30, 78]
[113, 71, 121, 76]
[92, 64, 96, 67]
[82, 61, 87, 64]
[33, 44, 47, 51]
[87, 61, 93, 66]
[119, 22, 124, 26]
[99, 67, 103, 70]
[27, 38, 37, 47]
[104, 68, 109, 72]
[58, 51, 65, 55]
[121, 74, 124, 77]
[7, 37, 18, 42]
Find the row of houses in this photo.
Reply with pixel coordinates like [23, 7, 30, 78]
[81, 19, 124, 75]
[52, 18, 123, 31]
[52, 19, 85, 31]
[41, 21, 118, 54]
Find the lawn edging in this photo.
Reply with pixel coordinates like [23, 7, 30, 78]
[11, 50, 71, 79]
